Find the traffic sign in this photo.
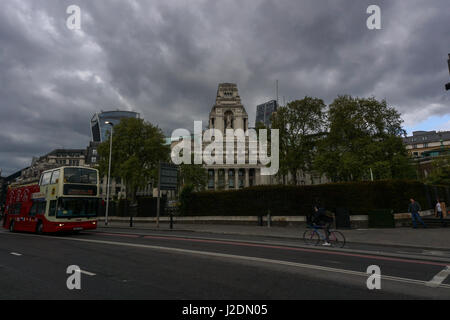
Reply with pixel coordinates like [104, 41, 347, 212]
[159, 162, 178, 190]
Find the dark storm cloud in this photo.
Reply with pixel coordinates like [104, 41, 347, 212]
[0, 0, 449, 175]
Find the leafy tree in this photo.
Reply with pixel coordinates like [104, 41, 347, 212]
[425, 155, 450, 186]
[179, 163, 208, 191]
[271, 97, 327, 184]
[178, 184, 194, 215]
[97, 118, 170, 203]
[314, 95, 414, 181]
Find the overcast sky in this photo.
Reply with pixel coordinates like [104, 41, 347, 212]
[0, 0, 449, 175]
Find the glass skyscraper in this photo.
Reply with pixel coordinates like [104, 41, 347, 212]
[255, 100, 278, 128]
[90, 110, 140, 142]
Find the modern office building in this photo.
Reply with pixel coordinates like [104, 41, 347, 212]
[255, 100, 278, 128]
[91, 110, 140, 143]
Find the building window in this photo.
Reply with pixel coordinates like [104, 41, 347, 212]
[91, 157, 96, 163]
[228, 170, 235, 188]
[208, 170, 215, 189]
[424, 143, 428, 148]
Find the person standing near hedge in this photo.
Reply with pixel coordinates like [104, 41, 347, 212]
[435, 198, 447, 225]
[408, 198, 427, 229]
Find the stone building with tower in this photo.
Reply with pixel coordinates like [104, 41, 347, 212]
[172, 83, 329, 190]
[177, 83, 279, 190]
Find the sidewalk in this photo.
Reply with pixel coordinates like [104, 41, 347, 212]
[96, 220, 450, 250]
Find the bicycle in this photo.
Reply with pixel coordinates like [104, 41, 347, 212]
[302, 224, 346, 248]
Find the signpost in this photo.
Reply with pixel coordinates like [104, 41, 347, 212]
[156, 162, 178, 228]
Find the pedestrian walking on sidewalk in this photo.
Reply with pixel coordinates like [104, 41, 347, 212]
[408, 198, 427, 228]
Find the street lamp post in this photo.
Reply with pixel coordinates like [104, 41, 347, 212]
[105, 121, 114, 226]
[445, 53, 450, 91]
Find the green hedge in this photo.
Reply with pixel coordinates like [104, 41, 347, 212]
[99, 197, 167, 217]
[180, 180, 449, 216]
[368, 209, 395, 228]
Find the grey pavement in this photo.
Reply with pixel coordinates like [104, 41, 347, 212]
[97, 220, 450, 250]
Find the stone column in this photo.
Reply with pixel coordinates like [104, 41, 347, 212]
[245, 168, 249, 187]
[214, 169, 219, 190]
[255, 168, 261, 185]
[224, 168, 229, 190]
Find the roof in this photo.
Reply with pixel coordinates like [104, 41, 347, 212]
[403, 130, 450, 144]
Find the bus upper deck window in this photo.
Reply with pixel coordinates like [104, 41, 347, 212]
[41, 172, 52, 186]
[51, 170, 60, 184]
[64, 168, 97, 184]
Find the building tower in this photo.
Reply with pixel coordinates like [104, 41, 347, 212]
[208, 83, 249, 133]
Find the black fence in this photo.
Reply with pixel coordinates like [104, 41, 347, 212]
[99, 197, 168, 217]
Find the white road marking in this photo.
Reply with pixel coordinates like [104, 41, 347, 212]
[3, 231, 450, 289]
[32, 235, 450, 289]
[426, 266, 450, 288]
[78, 269, 96, 276]
[422, 250, 450, 257]
[89, 230, 450, 264]
[10, 252, 22, 256]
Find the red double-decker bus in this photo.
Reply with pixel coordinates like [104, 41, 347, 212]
[3, 166, 99, 233]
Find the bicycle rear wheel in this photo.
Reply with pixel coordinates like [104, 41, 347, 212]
[329, 231, 346, 248]
[303, 229, 320, 246]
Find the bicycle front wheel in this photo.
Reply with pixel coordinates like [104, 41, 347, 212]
[303, 229, 320, 246]
[329, 231, 346, 248]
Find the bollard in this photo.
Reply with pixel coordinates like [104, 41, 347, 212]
[267, 210, 271, 228]
[170, 213, 173, 230]
[130, 216, 133, 228]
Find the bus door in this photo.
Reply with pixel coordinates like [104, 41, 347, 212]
[27, 201, 38, 232]
[10, 203, 25, 231]
[28, 199, 46, 232]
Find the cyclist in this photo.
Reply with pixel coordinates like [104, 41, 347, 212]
[312, 205, 333, 246]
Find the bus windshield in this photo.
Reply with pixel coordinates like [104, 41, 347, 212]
[56, 198, 99, 218]
[64, 168, 97, 184]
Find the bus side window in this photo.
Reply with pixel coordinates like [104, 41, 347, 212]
[14, 203, 22, 215]
[49, 200, 57, 217]
[38, 202, 47, 215]
[29, 202, 37, 216]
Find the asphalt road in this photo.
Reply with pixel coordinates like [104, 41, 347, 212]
[0, 227, 449, 300]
